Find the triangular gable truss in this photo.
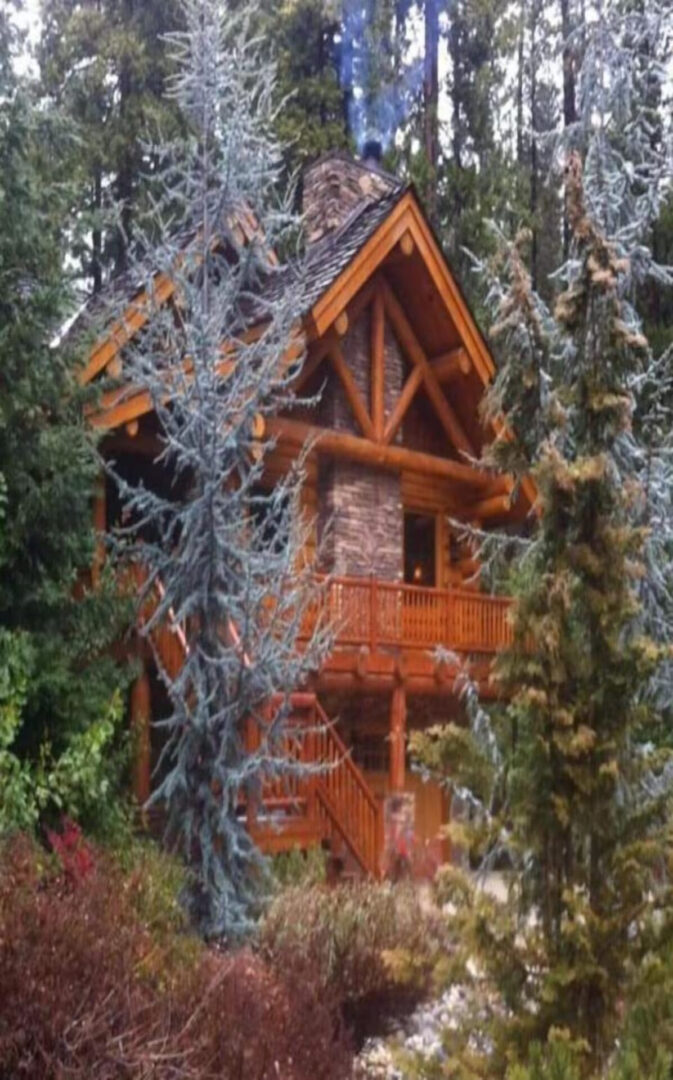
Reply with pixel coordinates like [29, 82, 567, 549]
[296, 274, 475, 460]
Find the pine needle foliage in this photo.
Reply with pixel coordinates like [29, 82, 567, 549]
[411, 3, 673, 1075]
[110, 0, 331, 940]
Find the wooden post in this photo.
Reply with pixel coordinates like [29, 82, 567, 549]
[245, 714, 260, 831]
[370, 575, 378, 652]
[305, 705, 317, 825]
[435, 513, 446, 589]
[389, 684, 407, 792]
[130, 668, 152, 807]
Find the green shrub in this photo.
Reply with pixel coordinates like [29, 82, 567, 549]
[0, 630, 130, 840]
[505, 1028, 673, 1080]
[506, 1034, 584, 1080]
[272, 844, 328, 890]
[259, 880, 448, 1042]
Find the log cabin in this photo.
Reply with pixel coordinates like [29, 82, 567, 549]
[80, 144, 536, 878]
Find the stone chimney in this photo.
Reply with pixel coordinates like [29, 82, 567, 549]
[302, 145, 399, 245]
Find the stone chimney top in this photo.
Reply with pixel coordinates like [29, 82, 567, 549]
[302, 149, 399, 246]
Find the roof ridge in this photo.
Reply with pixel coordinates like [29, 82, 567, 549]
[304, 148, 402, 190]
[305, 184, 407, 266]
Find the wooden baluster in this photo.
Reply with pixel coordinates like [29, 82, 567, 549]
[370, 576, 378, 652]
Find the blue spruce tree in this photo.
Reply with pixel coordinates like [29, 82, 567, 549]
[110, 0, 331, 939]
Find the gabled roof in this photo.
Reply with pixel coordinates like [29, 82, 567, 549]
[80, 172, 536, 516]
[266, 185, 406, 315]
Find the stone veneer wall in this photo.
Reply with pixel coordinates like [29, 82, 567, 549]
[318, 312, 405, 581]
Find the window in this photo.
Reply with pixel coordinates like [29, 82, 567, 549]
[404, 512, 436, 587]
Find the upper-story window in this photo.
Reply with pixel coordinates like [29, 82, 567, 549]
[404, 512, 436, 587]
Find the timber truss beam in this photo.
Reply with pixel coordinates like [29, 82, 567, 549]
[317, 273, 478, 458]
[376, 276, 475, 458]
[265, 415, 509, 492]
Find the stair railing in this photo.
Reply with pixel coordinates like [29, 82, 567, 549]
[128, 562, 383, 878]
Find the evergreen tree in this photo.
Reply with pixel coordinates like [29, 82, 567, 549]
[38, 0, 185, 292]
[411, 2, 673, 1074]
[435, 0, 534, 295]
[0, 9, 128, 835]
[260, 0, 350, 176]
[112, 0, 331, 939]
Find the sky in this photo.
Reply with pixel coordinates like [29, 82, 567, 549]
[13, 0, 41, 78]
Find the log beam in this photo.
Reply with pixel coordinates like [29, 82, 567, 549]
[459, 493, 513, 521]
[379, 278, 475, 457]
[292, 337, 332, 393]
[371, 290, 385, 440]
[429, 347, 471, 382]
[266, 416, 502, 490]
[330, 344, 376, 440]
[315, 671, 500, 699]
[106, 355, 123, 379]
[383, 366, 423, 444]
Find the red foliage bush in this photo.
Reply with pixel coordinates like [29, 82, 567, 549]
[46, 817, 95, 883]
[0, 834, 351, 1079]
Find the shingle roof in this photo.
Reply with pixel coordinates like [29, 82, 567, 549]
[253, 183, 406, 319]
[64, 183, 407, 361]
[295, 183, 407, 313]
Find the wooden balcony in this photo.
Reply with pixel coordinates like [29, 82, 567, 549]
[306, 576, 513, 656]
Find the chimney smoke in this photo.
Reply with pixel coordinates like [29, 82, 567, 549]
[362, 138, 383, 169]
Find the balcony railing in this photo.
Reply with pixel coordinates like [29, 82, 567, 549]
[306, 576, 513, 655]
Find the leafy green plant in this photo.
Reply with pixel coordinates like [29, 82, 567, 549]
[0, 630, 129, 839]
[0, 632, 36, 832]
[272, 844, 328, 891]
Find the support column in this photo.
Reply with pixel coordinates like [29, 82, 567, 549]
[389, 684, 407, 792]
[130, 668, 152, 807]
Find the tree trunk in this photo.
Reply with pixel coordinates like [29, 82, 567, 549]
[516, 0, 526, 167]
[560, 0, 577, 259]
[560, 0, 577, 128]
[341, 17, 354, 141]
[423, 0, 440, 219]
[91, 164, 103, 294]
[114, 0, 135, 277]
[530, 0, 539, 292]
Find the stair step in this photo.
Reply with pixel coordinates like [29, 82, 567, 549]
[250, 817, 324, 855]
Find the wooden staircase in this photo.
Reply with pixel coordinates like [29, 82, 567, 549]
[133, 566, 383, 878]
[245, 693, 382, 877]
